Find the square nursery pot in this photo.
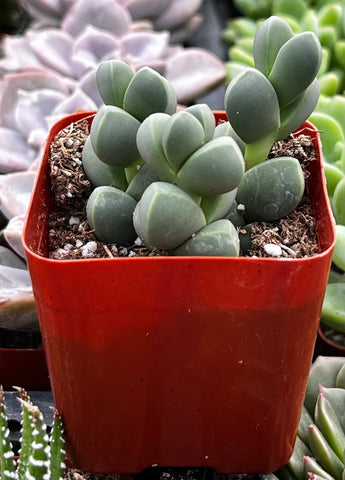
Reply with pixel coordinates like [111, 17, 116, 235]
[23, 111, 336, 474]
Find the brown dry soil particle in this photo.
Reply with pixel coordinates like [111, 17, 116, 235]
[48, 117, 319, 260]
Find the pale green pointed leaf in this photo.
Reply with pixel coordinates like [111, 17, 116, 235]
[315, 394, 345, 460]
[90, 105, 141, 167]
[173, 220, 240, 257]
[225, 67, 280, 144]
[133, 182, 206, 250]
[96, 59, 134, 108]
[253, 16, 293, 76]
[287, 435, 312, 480]
[236, 157, 305, 222]
[308, 424, 344, 480]
[86, 186, 137, 245]
[319, 386, 345, 431]
[176, 137, 245, 197]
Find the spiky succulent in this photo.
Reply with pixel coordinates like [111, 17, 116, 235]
[0, 386, 65, 480]
[274, 356, 345, 480]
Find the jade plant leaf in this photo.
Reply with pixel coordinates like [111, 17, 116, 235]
[82, 136, 128, 190]
[133, 182, 206, 250]
[236, 156, 305, 222]
[162, 110, 205, 171]
[176, 137, 245, 197]
[136, 112, 177, 183]
[96, 59, 134, 108]
[200, 189, 238, 224]
[253, 15, 293, 77]
[224, 67, 280, 144]
[314, 394, 345, 460]
[173, 219, 240, 257]
[268, 31, 322, 107]
[123, 66, 177, 122]
[90, 105, 141, 167]
[86, 186, 137, 245]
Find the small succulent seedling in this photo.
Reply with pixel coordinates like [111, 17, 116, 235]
[0, 386, 65, 480]
[82, 17, 322, 257]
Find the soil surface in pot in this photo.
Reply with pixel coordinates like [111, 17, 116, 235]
[48, 117, 320, 260]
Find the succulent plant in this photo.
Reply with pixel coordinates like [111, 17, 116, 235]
[274, 356, 345, 480]
[224, 15, 322, 168]
[19, 0, 204, 43]
[83, 16, 321, 257]
[223, 1, 345, 97]
[0, 386, 65, 480]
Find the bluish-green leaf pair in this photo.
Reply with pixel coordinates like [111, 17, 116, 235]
[83, 16, 321, 256]
[225, 15, 322, 169]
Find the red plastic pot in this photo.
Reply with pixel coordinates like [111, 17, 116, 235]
[0, 346, 50, 391]
[23, 111, 336, 474]
[314, 324, 345, 358]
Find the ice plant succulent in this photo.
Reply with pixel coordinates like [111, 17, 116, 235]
[0, 386, 65, 480]
[83, 15, 322, 257]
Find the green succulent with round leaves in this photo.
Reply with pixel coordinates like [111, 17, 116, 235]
[225, 16, 322, 170]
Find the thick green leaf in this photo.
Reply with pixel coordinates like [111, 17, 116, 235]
[136, 112, 176, 183]
[162, 111, 205, 171]
[225, 67, 280, 143]
[213, 121, 246, 154]
[176, 137, 245, 197]
[253, 16, 293, 77]
[123, 66, 177, 122]
[236, 157, 305, 222]
[86, 186, 137, 245]
[333, 225, 345, 272]
[90, 105, 141, 167]
[200, 189, 237, 224]
[321, 284, 345, 333]
[277, 79, 320, 141]
[333, 177, 345, 224]
[185, 103, 216, 142]
[268, 31, 322, 107]
[96, 59, 134, 108]
[126, 165, 160, 202]
[315, 394, 345, 460]
[308, 424, 344, 480]
[82, 136, 127, 190]
[133, 182, 206, 250]
[173, 219, 240, 257]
